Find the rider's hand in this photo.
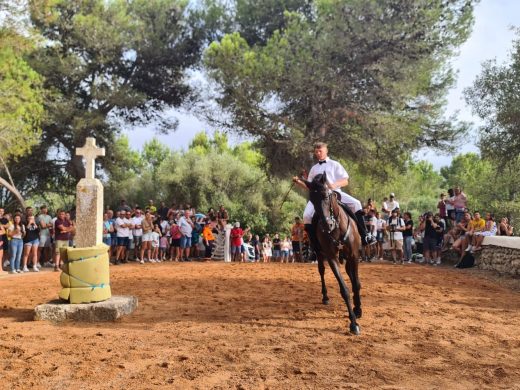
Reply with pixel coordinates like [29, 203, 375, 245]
[292, 176, 300, 183]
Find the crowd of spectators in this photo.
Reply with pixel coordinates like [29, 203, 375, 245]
[361, 187, 515, 266]
[1, 188, 515, 275]
[0, 200, 313, 275]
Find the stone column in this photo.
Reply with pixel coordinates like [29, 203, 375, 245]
[75, 178, 104, 247]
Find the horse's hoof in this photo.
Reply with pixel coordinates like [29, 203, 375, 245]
[350, 323, 361, 335]
[354, 307, 362, 319]
[322, 299, 329, 305]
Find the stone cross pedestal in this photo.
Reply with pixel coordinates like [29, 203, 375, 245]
[75, 137, 105, 248]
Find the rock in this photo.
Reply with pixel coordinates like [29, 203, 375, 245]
[34, 295, 138, 323]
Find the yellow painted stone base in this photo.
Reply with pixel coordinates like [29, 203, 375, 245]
[59, 244, 112, 304]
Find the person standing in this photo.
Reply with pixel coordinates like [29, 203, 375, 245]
[272, 233, 281, 262]
[385, 193, 400, 214]
[141, 211, 154, 263]
[178, 210, 194, 261]
[448, 187, 467, 223]
[291, 217, 304, 263]
[292, 142, 375, 251]
[170, 216, 182, 261]
[22, 215, 40, 272]
[375, 211, 386, 261]
[115, 210, 131, 265]
[8, 214, 25, 273]
[202, 222, 215, 260]
[54, 210, 72, 271]
[102, 212, 114, 256]
[262, 235, 272, 263]
[402, 212, 414, 264]
[0, 208, 10, 271]
[37, 205, 53, 267]
[230, 222, 244, 262]
[132, 208, 144, 261]
[190, 216, 202, 260]
[387, 209, 404, 264]
[437, 193, 448, 226]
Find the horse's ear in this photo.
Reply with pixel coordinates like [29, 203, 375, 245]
[321, 172, 327, 185]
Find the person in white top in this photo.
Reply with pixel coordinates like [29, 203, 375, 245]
[384, 193, 400, 214]
[131, 208, 144, 261]
[293, 142, 376, 248]
[115, 211, 131, 264]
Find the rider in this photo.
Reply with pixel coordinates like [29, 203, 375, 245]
[292, 142, 376, 252]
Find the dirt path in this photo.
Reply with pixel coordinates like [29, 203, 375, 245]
[0, 261, 519, 389]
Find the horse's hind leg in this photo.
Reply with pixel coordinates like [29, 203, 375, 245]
[317, 257, 329, 305]
[327, 258, 360, 335]
[345, 256, 362, 318]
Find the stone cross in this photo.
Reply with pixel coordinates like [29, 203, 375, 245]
[76, 137, 105, 179]
[75, 137, 105, 248]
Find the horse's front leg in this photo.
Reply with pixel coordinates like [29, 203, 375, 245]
[345, 255, 362, 319]
[327, 258, 360, 335]
[317, 256, 329, 305]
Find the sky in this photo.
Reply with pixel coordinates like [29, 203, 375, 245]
[123, 0, 520, 170]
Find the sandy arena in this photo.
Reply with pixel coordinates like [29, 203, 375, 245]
[0, 261, 519, 389]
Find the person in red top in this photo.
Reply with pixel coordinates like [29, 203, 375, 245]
[230, 222, 243, 262]
[54, 210, 73, 271]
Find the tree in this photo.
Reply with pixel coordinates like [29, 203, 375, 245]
[11, 0, 208, 198]
[465, 30, 520, 164]
[0, 26, 44, 208]
[204, 0, 475, 177]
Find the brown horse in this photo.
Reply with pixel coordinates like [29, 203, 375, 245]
[303, 172, 362, 335]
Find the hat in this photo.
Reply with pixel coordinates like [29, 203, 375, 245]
[235, 222, 240, 227]
[390, 193, 395, 198]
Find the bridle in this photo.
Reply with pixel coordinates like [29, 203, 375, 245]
[314, 189, 351, 250]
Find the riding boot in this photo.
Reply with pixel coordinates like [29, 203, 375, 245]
[355, 210, 376, 246]
[304, 224, 321, 255]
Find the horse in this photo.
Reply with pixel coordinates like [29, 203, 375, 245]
[302, 172, 362, 335]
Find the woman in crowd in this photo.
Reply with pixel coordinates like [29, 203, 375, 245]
[280, 236, 290, 263]
[375, 211, 386, 261]
[170, 215, 182, 261]
[262, 234, 272, 263]
[452, 211, 472, 256]
[8, 214, 25, 273]
[472, 212, 497, 251]
[141, 211, 154, 263]
[102, 212, 114, 257]
[22, 215, 40, 272]
[150, 223, 161, 262]
[498, 217, 514, 236]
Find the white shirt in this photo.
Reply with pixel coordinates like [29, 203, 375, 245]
[160, 220, 171, 236]
[308, 157, 349, 189]
[386, 200, 400, 212]
[116, 217, 130, 238]
[151, 231, 160, 247]
[388, 217, 404, 240]
[368, 216, 377, 234]
[132, 216, 143, 237]
[446, 196, 455, 211]
[376, 218, 386, 231]
[178, 216, 192, 237]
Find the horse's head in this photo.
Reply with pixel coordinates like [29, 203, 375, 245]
[302, 173, 329, 206]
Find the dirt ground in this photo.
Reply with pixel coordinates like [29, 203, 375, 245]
[0, 261, 519, 390]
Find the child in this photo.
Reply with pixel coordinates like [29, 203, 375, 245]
[159, 234, 169, 261]
[151, 224, 161, 262]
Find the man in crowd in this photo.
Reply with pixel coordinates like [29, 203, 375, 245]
[465, 211, 485, 253]
[178, 210, 194, 261]
[158, 201, 169, 221]
[230, 222, 244, 262]
[54, 210, 74, 271]
[387, 208, 404, 264]
[291, 217, 304, 262]
[148, 199, 157, 214]
[115, 210, 131, 265]
[118, 199, 132, 213]
[272, 233, 281, 262]
[217, 205, 229, 229]
[37, 205, 53, 267]
[382, 193, 399, 218]
[132, 208, 144, 261]
[292, 142, 375, 252]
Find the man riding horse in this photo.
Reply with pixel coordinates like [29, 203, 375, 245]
[293, 142, 376, 251]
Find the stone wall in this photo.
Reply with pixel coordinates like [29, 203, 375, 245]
[479, 236, 520, 276]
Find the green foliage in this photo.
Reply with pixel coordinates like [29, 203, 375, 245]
[0, 29, 44, 160]
[104, 132, 306, 235]
[9, 0, 207, 198]
[204, 0, 475, 177]
[465, 30, 520, 162]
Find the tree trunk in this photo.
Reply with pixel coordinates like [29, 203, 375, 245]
[0, 176, 26, 209]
